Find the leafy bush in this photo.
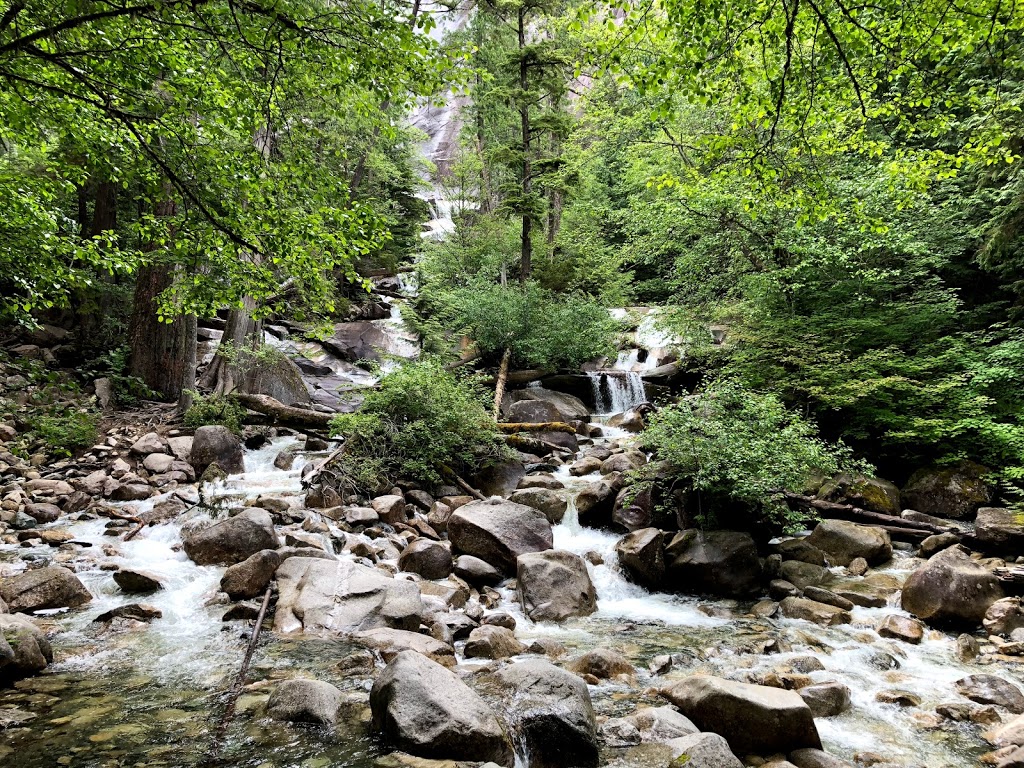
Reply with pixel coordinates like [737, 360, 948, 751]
[183, 393, 245, 433]
[436, 280, 619, 370]
[28, 410, 100, 457]
[84, 346, 158, 406]
[639, 380, 868, 528]
[329, 359, 512, 493]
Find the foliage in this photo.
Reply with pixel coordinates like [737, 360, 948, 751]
[183, 393, 245, 434]
[25, 410, 100, 458]
[435, 281, 619, 369]
[328, 360, 511, 492]
[639, 380, 867, 527]
[84, 346, 158, 407]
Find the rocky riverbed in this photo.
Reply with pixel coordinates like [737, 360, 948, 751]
[3, 392, 1024, 768]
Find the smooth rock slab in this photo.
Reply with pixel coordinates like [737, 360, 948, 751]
[370, 650, 510, 763]
[352, 627, 455, 667]
[660, 674, 822, 754]
[268, 679, 343, 725]
[274, 557, 423, 634]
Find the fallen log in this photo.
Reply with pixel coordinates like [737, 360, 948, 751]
[505, 434, 569, 455]
[497, 422, 577, 434]
[776, 491, 947, 534]
[231, 393, 334, 429]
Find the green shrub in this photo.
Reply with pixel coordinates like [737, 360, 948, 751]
[639, 380, 868, 529]
[329, 359, 512, 493]
[183, 393, 245, 433]
[28, 410, 100, 457]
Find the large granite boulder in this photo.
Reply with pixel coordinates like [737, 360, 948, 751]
[955, 674, 1024, 714]
[517, 550, 597, 622]
[470, 460, 526, 498]
[0, 567, 91, 613]
[504, 388, 590, 422]
[322, 321, 390, 362]
[274, 557, 423, 634]
[665, 530, 762, 597]
[664, 732, 743, 768]
[818, 473, 901, 516]
[661, 674, 822, 754]
[370, 650, 511, 763]
[183, 515, 279, 566]
[901, 546, 1003, 626]
[805, 520, 892, 567]
[220, 549, 281, 599]
[495, 659, 599, 768]
[508, 488, 568, 524]
[448, 498, 552, 573]
[901, 461, 992, 520]
[190, 425, 244, 476]
[244, 356, 310, 405]
[0, 614, 53, 683]
[506, 399, 562, 424]
[463, 625, 527, 660]
[397, 538, 452, 580]
[615, 528, 666, 588]
[268, 679, 343, 725]
[974, 507, 1024, 554]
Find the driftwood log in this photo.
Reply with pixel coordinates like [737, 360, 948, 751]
[497, 422, 577, 434]
[777, 491, 948, 540]
[231, 393, 334, 429]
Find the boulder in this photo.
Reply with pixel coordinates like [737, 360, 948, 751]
[189, 425, 245, 476]
[818, 473, 901, 516]
[918, 532, 960, 558]
[166, 436, 193, 461]
[448, 498, 553, 573]
[471, 459, 526, 498]
[398, 539, 452, 580]
[508, 488, 567, 524]
[877, 614, 925, 644]
[566, 648, 633, 680]
[901, 461, 992, 520]
[0, 613, 52, 683]
[624, 705, 698, 743]
[130, 432, 168, 455]
[774, 538, 828, 567]
[453, 555, 503, 586]
[244, 355, 310, 405]
[600, 451, 646, 475]
[372, 495, 407, 525]
[94, 603, 162, 623]
[901, 546, 1003, 626]
[798, 682, 851, 717]
[23, 503, 60, 523]
[516, 550, 597, 622]
[323, 321, 391, 362]
[495, 659, 598, 768]
[780, 561, 831, 590]
[789, 749, 856, 768]
[507, 399, 562, 424]
[612, 484, 656, 531]
[661, 674, 822, 754]
[615, 528, 665, 588]
[665, 530, 762, 597]
[505, 388, 590, 422]
[274, 557, 423, 634]
[370, 651, 510, 763]
[955, 674, 1024, 714]
[805, 520, 892, 567]
[664, 732, 743, 768]
[113, 568, 164, 594]
[142, 453, 175, 474]
[985, 598, 1024, 637]
[268, 679, 343, 725]
[220, 549, 281, 599]
[975, 507, 1024, 554]
[0, 567, 91, 612]
[183, 515, 279, 566]
[463, 625, 527, 659]
[780, 597, 851, 626]
[352, 627, 455, 667]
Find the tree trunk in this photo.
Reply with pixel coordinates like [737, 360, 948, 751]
[493, 346, 511, 420]
[128, 266, 192, 401]
[199, 297, 260, 396]
[231, 393, 333, 429]
[178, 314, 197, 412]
[92, 181, 118, 235]
[518, 6, 532, 283]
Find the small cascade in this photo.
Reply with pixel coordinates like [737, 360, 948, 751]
[372, 297, 420, 374]
[588, 370, 647, 415]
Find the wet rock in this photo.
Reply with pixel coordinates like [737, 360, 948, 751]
[189, 425, 244, 476]
[372, 495, 407, 525]
[877, 614, 925, 644]
[106, 480, 154, 501]
[571, 456, 603, 476]
[805, 520, 892, 567]
[453, 554, 502, 586]
[448, 498, 552, 574]
[370, 650, 510, 763]
[268, 678, 343, 725]
[183, 515, 279, 566]
[113, 568, 164, 594]
[918, 532, 960, 558]
[495, 658, 598, 768]
[976, 508, 1024, 554]
[661, 674, 821, 754]
[779, 561, 830, 590]
[789, 748, 856, 768]
[988, 713, 1024, 747]
[397, 539, 452, 580]
[803, 586, 854, 611]
[222, 603, 260, 621]
[505, 388, 590, 422]
[775, 538, 828, 567]
[956, 674, 1024, 713]
[23, 502, 60, 523]
[130, 432, 168, 455]
[607, 408, 645, 433]
[985, 598, 1024, 637]
[508, 488, 567, 524]
[665, 529, 762, 597]
[615, 528, 665, 588]
[220, 549, 281, 599]
[626, 705, 698, 742]
[664, 732, 743, 768]
[275, 557, 423, 634]
[470, 459, 526, 498]
[600, 451, 646, 475]
[601, 717, 641, 747]
[780, 597, 852, 626]
[516, 550, 596, 622]
[798, 682, 852, 717]
[0, 613, 52, 682]
[342, 506, 378, 527]
[352, 627, 454, 667]
[901, 546, 1003, 626]
[901, 461, 992, 520]
[875, 689, 921, 707]
[463, 625, 526, 659]
[142, 453, 174, 474]
[0, 566, 91, 612]
[518, 473, 565, 491]
[818, 473, 901, 516]
[567, 648, 634, 680]
[957, 633, 980, 662]
[770, 580, 803, 600]
[507, 399, 563, 424]
[93, 603, 162, 622]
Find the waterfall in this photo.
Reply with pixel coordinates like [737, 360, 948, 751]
[588, 371, 647, 415]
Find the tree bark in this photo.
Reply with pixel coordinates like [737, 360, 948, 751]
[178, 314, 197, 412]
[231, 393, 333, 429]
[493, 347, 511, 420]
[518, 6, 532, 283]
[199, 297, 260, 396]
[92, 181, 118, 235]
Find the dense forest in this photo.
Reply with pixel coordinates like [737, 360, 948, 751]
[3, 1, 1024, 767]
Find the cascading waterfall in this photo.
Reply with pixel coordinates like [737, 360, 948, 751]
[588, 371, 647, 415]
